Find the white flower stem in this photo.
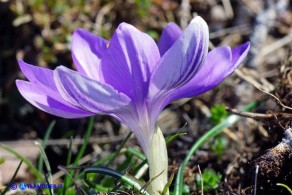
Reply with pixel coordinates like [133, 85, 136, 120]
[147, 126, 169, 195]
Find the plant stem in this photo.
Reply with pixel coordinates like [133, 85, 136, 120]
[148, 127, 169, 195]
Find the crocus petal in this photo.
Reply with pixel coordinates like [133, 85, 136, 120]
[114, 113, 152, 157]
[230, 42, 251, 69]
[54, 66, 132, 113]
[16, 80, 94, 118]
[101, 23, 160, 103]
[71, 29, 108, 80]
[158, 22, 182, 56]
[18, 60, 83, 108]
[149, 16, 209, 100]
[168, 42, 250, 101]
[18, 59, 58, 91]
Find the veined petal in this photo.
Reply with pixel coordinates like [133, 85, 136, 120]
[71, 29, 108, 80]
[16, 80, 93, 118]
[147, 43, 249, 132]
[18, 59, 57, 91]
[149, 16, 209, 100]
[168, 42, 250, 101]
[18, 60, 70, 106]
[115, 113, 152, 156]
[230, 42, 251, 69]
[54, 66, 132, 113]
[101, 23, 160, 103]
[18, 60, 83, 108]
[158, 22, 182, 56]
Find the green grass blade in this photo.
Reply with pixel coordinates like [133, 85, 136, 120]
[62, 137, 73, 195]
[44, 172, 53, 195]
[64, 152, 118, 191]
[93, 153, 116, 166]
[93, 132, 133, 184]
[73, 117, 94, 167]
[35, 141, 53, 195]
[84, 166, 149, 195]
[0, 160, 23, 195]
[105, 132, 132, 167]
[38, 120, 56, 176]
[65, 117, 94, 188]
[162, 169, 176, 195]
[126, 147, 147, 177]
[0, 144, 42, 181]
[166, 132, 187, 144]
[126, 147, 146, 161]
[132, 159, 147, 176]
[173, 101, 259, 195]
[277, 183, 292, 194]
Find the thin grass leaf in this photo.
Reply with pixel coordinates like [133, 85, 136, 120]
[44, 172, 53, 195]
[0, 160, 23, 195]
[38, 120, 56, 176]
[142, 170, 164, 193]
[65, 152, 118, 190]
[111, 159, 147, 192]
[162, 169, 176, 195]
[0, 144, 42, 181]
[58, 165, 88, 194]
[173, 101, 259, 195]
[35, 141, 53, 195]
[132, 159, 147, 176]
[105, 132, 132, 167]
[62, 137, 73, 195]
[74, 116, 94, 167]
[117, 154, 136, 172]
[103, 154, 139, 188]
[126, 148, 147, 177]
[93, 153, 116, 166]
[35, 141, 52, 182]
[166, 123, 188, 145]
[84, 166, 149, 195]
[166, 132, 187, 144]
[94, 132, 133, 184]
[65, 117, 94, 188]
[127, 147, 146, 161]
[277, 183, 292, 194]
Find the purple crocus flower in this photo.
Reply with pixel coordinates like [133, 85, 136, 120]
[16, 17, 250, 158]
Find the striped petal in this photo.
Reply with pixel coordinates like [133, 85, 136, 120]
[101, 23, 160, 104]
[18, 60, 80, 108]
[16, 80, 93, 118]
[158, 22, 182, 56]
[54, 66, 132, 113]
[71, 29, 108, 80]
[148, 16, 209, 103]
[18, 59, 57, 91]
[168, 42, 250, 101]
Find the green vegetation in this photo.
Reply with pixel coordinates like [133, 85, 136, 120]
[196, 169, 222, 192]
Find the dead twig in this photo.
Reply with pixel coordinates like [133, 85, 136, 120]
[226, 108, 292, 120]
[226, 107, 292, 129]
[197, 165, 203, 195]
[256, 87, 292, 111]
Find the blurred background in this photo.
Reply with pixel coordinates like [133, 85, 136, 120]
[0, 0, 291, 194]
